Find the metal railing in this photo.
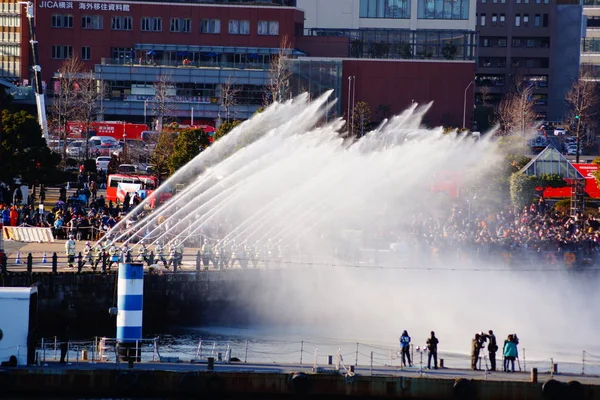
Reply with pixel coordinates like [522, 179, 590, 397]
[30, 336, 600, 377]
[100, 58, 270, 70]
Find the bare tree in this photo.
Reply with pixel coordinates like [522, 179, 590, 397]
[495, 75, 537, 137]
[565, 67, 599, 162]
[220, 74, 240, 122]
[50, 56, 84, 160]
[265, 34, 293, 105]
[352, 101, 371, 137]
[152, 73, 176, 133]
[74, 71, 106, 159]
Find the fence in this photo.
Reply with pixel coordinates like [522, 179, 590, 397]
[29, 336, 600, 377]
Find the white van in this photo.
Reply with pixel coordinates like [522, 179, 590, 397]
[89, 136, 120, 148]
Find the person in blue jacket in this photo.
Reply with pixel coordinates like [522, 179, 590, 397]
[503, 334, 518, 372]
[399, 330, 412, 367]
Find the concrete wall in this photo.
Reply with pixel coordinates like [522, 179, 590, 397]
[1, 271, 296, 338]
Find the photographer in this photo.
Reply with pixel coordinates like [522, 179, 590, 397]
[471, 333, 486, 370]
[485, 330, 498, 371]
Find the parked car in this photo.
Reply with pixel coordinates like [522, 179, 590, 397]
[66, 141, 86, 158]
[118, 164, 137, 174]
[96, 156, 111, 171]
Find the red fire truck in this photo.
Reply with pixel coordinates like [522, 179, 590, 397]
[66, 121, 149, 141]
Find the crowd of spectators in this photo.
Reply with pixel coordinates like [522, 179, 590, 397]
[2, 176, 600, 267]
[405, 197, 600, 265]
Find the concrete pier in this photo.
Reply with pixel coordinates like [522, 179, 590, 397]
[0, 361, 598, 399]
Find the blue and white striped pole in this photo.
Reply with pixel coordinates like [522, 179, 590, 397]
[117, 263, 144, 361]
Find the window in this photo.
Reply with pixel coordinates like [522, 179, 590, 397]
[498, 38, 507, 47]
[170, 18, 191, 33]
[543, 14, 548, 27]
[200, 19, 220, 34]
[476, 74, 505, 87]
[492, 0, 497, 3]
[481, 0, 486, 3]
[523, 14, 529, 26]
[500, 14, 505, 26]
[51, 14, 73, 28]
[534, 14, 540, 27]
[480, 13, 486, 26]
[481, 38, 489, 47]
[492, 14, 497, 26]
[111, 16, 132, 30]
[516, 0, 521, 3]
[141, 17, 162, 32]
[526, 75, 548, 87]
[228, 19, 250, 34]
[515, 14, 520, 27]
[359, 0, 411, 19]
[417, 0, 469, 20]
[81, 15, 102, 29]
[526, 39, 535, 47]
[512, 38, 521, 47]
[51, 45, 72, 59]
[82, 46, 91, 60]
[258, 20, 279, 35]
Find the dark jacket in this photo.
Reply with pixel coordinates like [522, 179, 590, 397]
[427, 336, 439, 352]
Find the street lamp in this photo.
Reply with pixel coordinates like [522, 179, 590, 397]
[122, 132, 127, 163]
[463, 80, 475, 129]
[143, 99, 148, 126]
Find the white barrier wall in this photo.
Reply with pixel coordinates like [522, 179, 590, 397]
[2, 226, 55, 243]
[0, 287, 37, 366]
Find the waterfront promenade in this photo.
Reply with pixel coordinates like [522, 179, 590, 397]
[2, 358, 599, 399]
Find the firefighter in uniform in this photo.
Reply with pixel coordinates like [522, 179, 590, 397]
[82, 241, 93, 269]
[91, 244, 102, 272]
[201, 241, 211, 268]
[137, 241, 148, 265]
[65, 234, 76, 268]
[155, 243, 167, 267]
[108, 244, 120, 271]
[167, 241, 177, 269]
[176, 240, 185, 268]
[121, 243, 131, 262]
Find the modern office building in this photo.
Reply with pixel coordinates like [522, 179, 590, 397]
[475, 0, 582, 122]
[581, 0, 600, 70]
[1, 0, 477, 130]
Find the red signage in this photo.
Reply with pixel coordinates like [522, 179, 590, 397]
[543, 163, 600, 199]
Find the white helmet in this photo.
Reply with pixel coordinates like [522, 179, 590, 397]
[69, 234, 74, 239]
[85, 241, 90, 246]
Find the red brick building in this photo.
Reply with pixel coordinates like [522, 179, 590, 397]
[0, 0, 475, 128]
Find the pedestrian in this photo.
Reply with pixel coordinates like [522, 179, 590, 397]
[65, 234, 76, 268]
[485, 330, 498, 371]
[426, 331, 439, 369]
[503, 334, 518, 372]
[399, 330, 412, 367]
[471, 333, 485, 370]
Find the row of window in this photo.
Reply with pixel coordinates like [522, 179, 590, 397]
[480, 36, 550, 48]
[477, 13, 549, 27]
[0, 15, 20, 27]
[481, 0, 549, 3]
[476, 74, 548, 89]
[52, 45, 91, 60]
[478, 57, 549, 68]
[358, 0, 469, 20]
[51, 14, 280, 35]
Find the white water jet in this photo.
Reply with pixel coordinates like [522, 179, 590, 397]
[104, 91, 600, 364]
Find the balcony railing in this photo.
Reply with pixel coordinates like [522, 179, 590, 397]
[100, 58, 271, 70]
